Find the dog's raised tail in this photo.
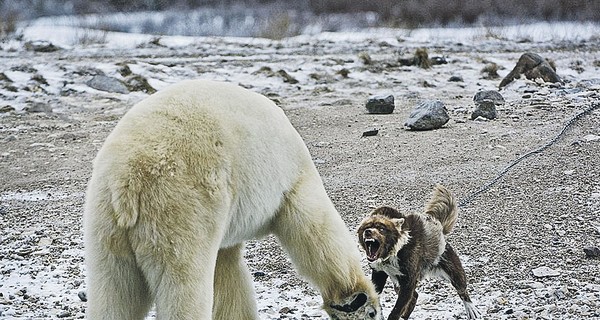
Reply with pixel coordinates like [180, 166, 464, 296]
[425, 184, 458, 234]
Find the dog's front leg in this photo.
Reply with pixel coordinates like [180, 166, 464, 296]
[371, 269, 388, 294]
[387, 275, 418, 320]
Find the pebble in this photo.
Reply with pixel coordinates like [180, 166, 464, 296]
[24, 102, 52, 113]
[532, 266, 561, 278]
[77, 291, 87, 302]
[362, 129, 379, 137]
[583, 246, 600, 258]
[583, 134, 600, 142]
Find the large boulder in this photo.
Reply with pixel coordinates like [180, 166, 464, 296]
[499, 53, 561, 88]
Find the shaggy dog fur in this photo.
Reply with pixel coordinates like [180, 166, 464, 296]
[84, 80, 381, 320]
[357, 185, 481, 320]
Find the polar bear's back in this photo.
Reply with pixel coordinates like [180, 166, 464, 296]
[89, 80, 311, 244]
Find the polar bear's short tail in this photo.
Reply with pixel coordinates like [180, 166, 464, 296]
[110, 182, 140, 228]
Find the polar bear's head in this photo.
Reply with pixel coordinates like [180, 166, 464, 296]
[326, 292, 382, 320]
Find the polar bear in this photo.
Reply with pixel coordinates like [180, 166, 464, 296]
[84, 79, 381, 320]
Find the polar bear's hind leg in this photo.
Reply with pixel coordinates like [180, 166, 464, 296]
[213, 244, 259, 320]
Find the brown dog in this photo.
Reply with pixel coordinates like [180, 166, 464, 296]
[357, 185, 481, 320]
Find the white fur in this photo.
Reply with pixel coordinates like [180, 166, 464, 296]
[84, 80, 380, 319]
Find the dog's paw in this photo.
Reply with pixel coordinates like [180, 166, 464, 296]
[463, 301, 482, 319]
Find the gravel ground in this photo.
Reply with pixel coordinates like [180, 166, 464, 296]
[1, 26, 599, 319]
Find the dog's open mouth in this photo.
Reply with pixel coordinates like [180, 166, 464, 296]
[363, 238, 381, 262]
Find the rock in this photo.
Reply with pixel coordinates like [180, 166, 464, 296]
[397, 48, 433, 68]
[471, 100, 497, 120]
[277, 69, 298, 84]
[481, 63, 500, 79]
[78, 291, 87, 302]
[448, 75, 463, 82]
[24, 102, 52, 113]
[404, 100, 450, 131]
[430, 56, 447, 65]
[86, 75, 129, 94]
[583, 134, 600, 142]
[365, 94, 395, 114]
[253, 271, 266, 277]
[0, 105, 15, 113]
[362, 129, 379, 137]
[500, 52, 561, 88]
[124, 75, 156, 94]
[24, 40, 61, 52]
[0, 72, 13, 82]
[532, 266, 560, 278]
[473, 90, 505, 105]
[279, 307, 294, 314]
[37, 238, 52, 246]
[583, 246, 600, 258]
[336, 68, 350, 78]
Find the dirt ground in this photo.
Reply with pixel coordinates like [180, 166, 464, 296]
[1, 31, 599, 319]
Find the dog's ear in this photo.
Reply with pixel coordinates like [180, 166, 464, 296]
[390, 218, 404, 230]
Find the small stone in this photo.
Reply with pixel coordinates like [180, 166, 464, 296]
[124, 75, 156, 94]
[405, 100, 450, 131]
[532, 266, 560, 278]
[78, 291, 87, 302]
[277, 69, 299, 84]
[362, 129, 379, 137]
[471, 100, 497, 120]
[37, 238, 52, 246]
[24, 40, 61, 52]
[473, 90, 505, 105]
[583, 246, 600, 258]
[0, 105, 15, 113]
[583, 134, 600, 142]
[279, 307, 294, 314]
[57, 311, 71, 318]
[448, 75, 463, 82]
[365, 94, 395, 114]
[430, 56, 447, 65]
[24, 102, 52, 113]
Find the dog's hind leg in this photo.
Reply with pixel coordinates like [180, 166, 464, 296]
[438, 244, 482, 319]
[401, 291, 418, 319]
